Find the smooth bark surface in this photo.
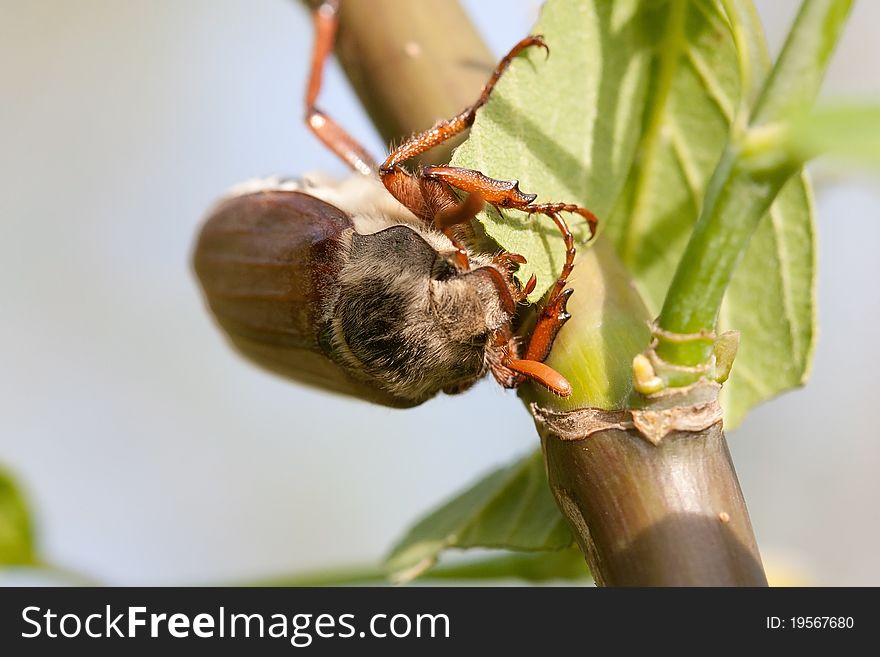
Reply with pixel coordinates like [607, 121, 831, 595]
[302, 0, 496, 162]
[537, 387, 767, 586]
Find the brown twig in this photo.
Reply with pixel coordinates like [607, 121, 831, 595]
[536, 383, 766, 586]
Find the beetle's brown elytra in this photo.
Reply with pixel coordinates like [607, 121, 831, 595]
[193, 0, 598, 407]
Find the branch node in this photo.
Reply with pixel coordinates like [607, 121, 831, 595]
[533, 380, 722, 446]
[634, 322, 740, 390]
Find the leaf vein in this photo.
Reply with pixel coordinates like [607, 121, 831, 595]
[768, 202, 801, 358]
[666, 118, 703, 210]
[692, 0, 729, 34]
[620, 0, 688, 265]
[685, 46, 735, 123]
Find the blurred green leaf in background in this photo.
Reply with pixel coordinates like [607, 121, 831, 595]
[0, 467, 35, 566]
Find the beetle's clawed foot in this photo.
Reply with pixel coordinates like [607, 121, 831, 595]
[511, 274, 537, 304]
[524, 35, 550, 60]
[543, 287, 573, 323]
[492, 252, 537, 304]
[494, 251, 527, 271]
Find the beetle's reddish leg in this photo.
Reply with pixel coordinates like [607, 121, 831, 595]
[422, 171, 598, 396]
[432, 191, 486, 270]
[525, 203, 599, 242]
[515, 209, 578, 367]
[305, 1, 377, 175]
[433, 191, 484, 232]
[421, 166, 538, 207]
[506, 358, 572, 397]
[422, 168, 600, 239]
[501, 279, 574, 395]
[486, 326, 571, 397]
[379, 36, 546, 173]
[379, 35, 546, 217]
[422, 168, 597, 284]
[485, 210, 574, 399]
[492, 253, 535, 302]
[493, 206, 583, 396]
[526, 209, 575, 307]
[522, 288, 574, 364]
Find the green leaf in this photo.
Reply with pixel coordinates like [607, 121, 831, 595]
[454, 0, 816, 427]
[452, 0, 652, 302]
[425, 548, 589, 583]
[718, 172, 816, 425]
[385, 451, 572, 582]
[742, 104, 880, 172]
[245, 549, 588, 586]
[608, 0, 745, 309]
[0, 467, 36, 566]
[789, 104, 880, 168]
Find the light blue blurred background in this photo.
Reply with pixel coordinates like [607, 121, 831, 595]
[1, 0, 878, 585]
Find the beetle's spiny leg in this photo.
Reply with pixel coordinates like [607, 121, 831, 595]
[522, 288, 573, 365]
[422, 170, 599, 247]
[305, 1, 377, 175]
[515, 274, 538, 303]
[524, 202, 599, 240]
[471, 35, 547, 119]
[379, 36, 547, 173]
[526, 209, 576, 305]
[419, 169, 596, 307]
[487, 328, 569, 396]
[494, 251, 527, 270]
[492, 252, 534, 303]
[420, 166, 537, 207]
[496, 284, 572, 395]
[512, 208, 578, 368]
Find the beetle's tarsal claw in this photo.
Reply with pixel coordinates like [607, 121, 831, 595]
[542, 287, 573, 320]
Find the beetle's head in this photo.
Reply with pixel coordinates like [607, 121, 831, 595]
[328, 225, 515, 404]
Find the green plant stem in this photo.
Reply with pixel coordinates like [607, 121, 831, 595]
[656, 0, 852, 368]
[656, 145, 785, 366]
[750, 0, 854, 127]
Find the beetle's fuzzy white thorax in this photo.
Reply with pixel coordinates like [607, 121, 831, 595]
[225, 173, 458, 253]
